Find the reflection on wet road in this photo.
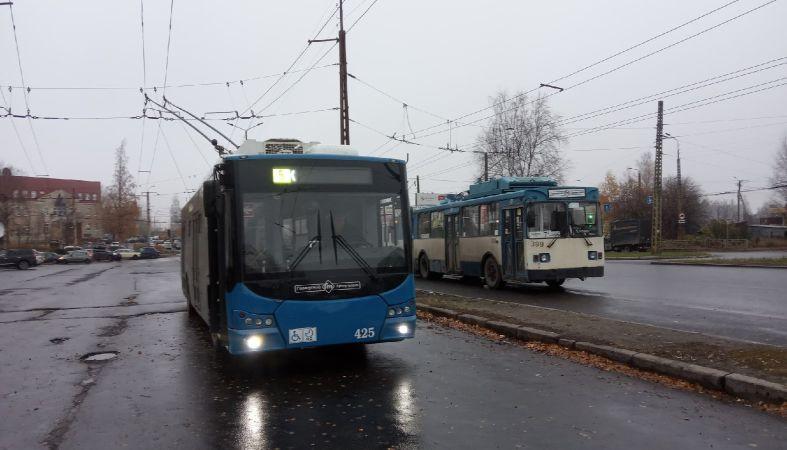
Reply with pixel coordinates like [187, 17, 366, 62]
[1, 259, 785, 449]
[417, 260, 787, 345]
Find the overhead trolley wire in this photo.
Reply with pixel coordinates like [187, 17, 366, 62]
[240, 4, 340, 117]
[8, 3, 49, 176]
[566, 76, 787, 138]
[382, 0, 778, 148]
[0, 87, 37, 174]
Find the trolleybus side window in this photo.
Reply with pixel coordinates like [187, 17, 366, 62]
[430, 211, 444, 238]
[526, 203, 567, 238]
[479, 203, 499, 236]
[462, 206, 480, 237]
[418, 213, 430, 239]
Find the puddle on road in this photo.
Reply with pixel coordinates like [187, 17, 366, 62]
[49, 337, 70, 344]
[81, 351, 119, 362]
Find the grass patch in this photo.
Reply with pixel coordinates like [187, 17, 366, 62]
[605, 250, 710, 260]
[677, 257, 787, 266]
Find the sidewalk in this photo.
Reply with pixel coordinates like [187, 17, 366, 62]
[417, 289, 787, 402]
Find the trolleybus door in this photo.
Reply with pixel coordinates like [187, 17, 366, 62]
[445, 213, 460, 273]
[502, 207, 524, 278]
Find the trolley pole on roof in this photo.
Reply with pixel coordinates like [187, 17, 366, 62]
[338, 0, 350, 145]
[651, 101, 664, 254]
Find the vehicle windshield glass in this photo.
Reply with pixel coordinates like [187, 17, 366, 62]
[238, 160, 408, 280]
[568, 202, 600, 237]
[242, 192, 406, 277]
[526, 202, 567, 238]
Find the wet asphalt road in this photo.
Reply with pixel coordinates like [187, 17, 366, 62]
[417, 259, 787, 346]
[1, 259, 785, 449]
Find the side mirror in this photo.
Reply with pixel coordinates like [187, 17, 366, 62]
[202, 180, 223, 217]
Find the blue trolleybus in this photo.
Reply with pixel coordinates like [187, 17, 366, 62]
[181, 139, 415, 355]
[413, 177, 604, 289]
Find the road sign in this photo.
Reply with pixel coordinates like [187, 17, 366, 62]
[678, 212, 686, 224]
[646, 195, 653, 205]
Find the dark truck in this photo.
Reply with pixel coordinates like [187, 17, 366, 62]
[609, 219, 651, 252]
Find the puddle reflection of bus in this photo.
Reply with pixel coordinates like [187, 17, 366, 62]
[412, 177, 604, 289]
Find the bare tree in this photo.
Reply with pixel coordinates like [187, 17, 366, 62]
[103, 140, 139, 241]
[169, 196, 181, 235]
[770, 136, 787, 203]
[475, 92, 567, 182]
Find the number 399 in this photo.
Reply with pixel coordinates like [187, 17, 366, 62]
[354, 327, 375, 339]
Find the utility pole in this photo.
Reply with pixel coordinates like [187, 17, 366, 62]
[71, 188, 77, 245]
[484, 152, 489, 181]
[664, 133, 684, 238]
[651, 101, 664, 254]
[140, 191, 158, 237]
[338, 0, 350, 145]
[736, 179, 746, 222]
[309, 0, 350, 144]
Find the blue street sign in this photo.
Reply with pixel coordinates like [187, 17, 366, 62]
[646, 195, 653, 205]
[603, 203, 612, 213]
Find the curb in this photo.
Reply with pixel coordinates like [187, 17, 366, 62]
[418, 304, 787, 404]
[650, 261, 787, 269]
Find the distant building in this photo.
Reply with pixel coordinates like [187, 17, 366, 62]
[0, 169, 102, 247]
[748, 224, 787, 240]
[758, 204, 786, 226]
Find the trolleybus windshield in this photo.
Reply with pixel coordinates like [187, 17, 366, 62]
[236, 160, 409, 292]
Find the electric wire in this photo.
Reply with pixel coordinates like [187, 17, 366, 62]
[240, 4, 339, 116]
[392, 0, 779, 145]
[0, 87, 37, 174]
[9, 3, 48, 176]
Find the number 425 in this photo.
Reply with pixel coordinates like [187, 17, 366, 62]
[354, 328, 375, 339]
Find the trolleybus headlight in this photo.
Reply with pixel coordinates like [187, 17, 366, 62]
[396, 308, 403, 315]
[539, 253, 551, 263]
[244, 318, 253, 326]
[264, 318, 273, 326]
[245, 335, 263, 350]
[255, 318, 263, 326]
[397, 324, 410, 334]
[403, 305, 411, 314]
[588, 251, 597, 260]
[388, 308, 396, 317]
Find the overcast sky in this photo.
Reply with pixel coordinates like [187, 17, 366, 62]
[2, 0, 786, 224]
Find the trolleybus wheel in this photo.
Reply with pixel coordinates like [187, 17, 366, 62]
[483, 257, 504, 289]
[546, 279, 565, 289]
[419, 254, 442, 280]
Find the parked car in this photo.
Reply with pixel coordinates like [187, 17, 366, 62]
[139, 247, 160, 259]
[34, 250, 45, 265]
[162, 240, 173, 250]
[0, 249, 38, 269]
[56, 250, 92, 264]
[115, 248, 141, 260]
[92, 248, 115, 262]
[41, 251, 60, 263]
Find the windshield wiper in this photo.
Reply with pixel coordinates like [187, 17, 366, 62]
[288, 211, 322, 272]
[329, 210, 377, 280]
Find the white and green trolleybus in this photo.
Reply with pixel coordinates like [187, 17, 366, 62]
[412, 177, 604, 289]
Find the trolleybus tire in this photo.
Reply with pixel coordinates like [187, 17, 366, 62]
[419, 254, 442, 280]
[546, 279, 565, 289]
[483, 257, 504, 289]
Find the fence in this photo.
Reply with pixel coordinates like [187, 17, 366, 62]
[662, 239, 749, 250]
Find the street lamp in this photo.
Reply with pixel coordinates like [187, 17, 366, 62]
[663, 133, 684, 238]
